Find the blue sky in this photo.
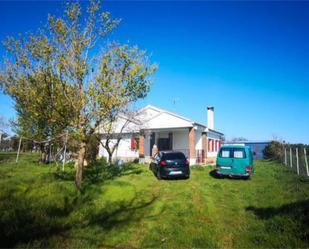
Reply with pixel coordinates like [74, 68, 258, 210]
[0, 1, 309, 143]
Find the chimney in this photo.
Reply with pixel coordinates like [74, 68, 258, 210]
[207, 106, 214, 130]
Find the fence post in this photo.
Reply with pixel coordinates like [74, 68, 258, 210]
[16, 137, 22, 163]
[284, 147, 287, 165]
[304, 148, 309, 177]
[49, 143, 52, 165]
[290, 147, 292, 168]
[296, 147, 299, 175]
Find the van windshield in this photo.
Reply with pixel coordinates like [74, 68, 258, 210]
[219, 148, 246, 159]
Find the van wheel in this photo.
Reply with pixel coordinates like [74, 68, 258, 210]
[245, 175, 251, 180]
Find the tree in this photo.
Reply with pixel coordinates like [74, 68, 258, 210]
[263, 141, 284, 161]
[0, 1, 156, 190]
[0, 116, 8, 145]
[99, 109, 141, 165]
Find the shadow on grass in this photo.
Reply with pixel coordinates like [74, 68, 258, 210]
[209, 169, 223, 179]
[84, 161, 143, 184]
[62, 193, 161, 247]
[54, 160, 143, 184]
[246, 200, 309, 240]
[246, 200, 309, 220]
[0, 153, 17, 163]
[209, 169, 250, 180]
[88, 194, 160, 229]
[0, 192, 78, 248]
[0, 179, 158, 248]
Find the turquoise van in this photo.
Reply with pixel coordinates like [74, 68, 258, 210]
[216, 145, 254, 179]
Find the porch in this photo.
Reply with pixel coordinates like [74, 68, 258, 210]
[138, 127, 207, 164]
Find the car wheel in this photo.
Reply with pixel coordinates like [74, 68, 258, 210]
[156, 169, 162, 180]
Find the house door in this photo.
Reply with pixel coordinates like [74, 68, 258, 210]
[158, 138, 170, 151]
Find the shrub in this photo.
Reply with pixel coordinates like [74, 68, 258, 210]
[263, 141, 284, 161]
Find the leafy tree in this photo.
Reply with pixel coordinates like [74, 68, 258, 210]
[263, 141, 284, 161]
[0, 1, 156, 190]
[99, 109, 141, 165]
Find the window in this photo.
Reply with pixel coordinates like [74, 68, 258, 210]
[130, 135, 135, 151]
[220, 149, 231, 158]
[219, 148, 246, 158]
[215, 140, 219, 152]
[208, 139, 212, 152]
[233, 148, 246, 158]
[130, 135, 139, 151]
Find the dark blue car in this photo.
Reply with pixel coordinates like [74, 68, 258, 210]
[150, 151, 190, 179]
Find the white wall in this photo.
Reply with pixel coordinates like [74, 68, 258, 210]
[144, 133, 151, 157]
[143, 112, 192, 129]
[195, 127, 204, 150]
[172, 130, 189, 151]
[207, 130, 223, 158]
[99, 134, 139, 161]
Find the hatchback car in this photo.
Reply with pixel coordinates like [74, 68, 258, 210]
[216, 145, 254, 179]
[150, 151, 190, 179]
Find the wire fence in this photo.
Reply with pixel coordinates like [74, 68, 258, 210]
[282, 146, 309, 177]
[0, 132, 73, 171]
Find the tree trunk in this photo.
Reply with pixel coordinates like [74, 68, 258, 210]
[39, 144, 47, 163]
[76, 76, 87, 190]
[75, 141, 86, 190]
[108, 151, 113, 165]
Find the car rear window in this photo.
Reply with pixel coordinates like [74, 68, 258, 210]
[219, 148, 246, 158]
[162, 152, 186, 160]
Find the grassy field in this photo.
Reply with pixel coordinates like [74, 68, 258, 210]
[0, 153, 308, 248]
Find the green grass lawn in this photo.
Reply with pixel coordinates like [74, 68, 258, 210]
[0, 153, 308, 248]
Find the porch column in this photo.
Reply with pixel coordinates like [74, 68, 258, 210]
[202, 132, 208, 164]
[188, 127, 196, 165]
[139, 131, 145, 161]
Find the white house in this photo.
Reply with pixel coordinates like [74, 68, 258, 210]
[98, 105, 224, 164]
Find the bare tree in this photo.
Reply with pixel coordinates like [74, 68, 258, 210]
[98, 109, 142, 165]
